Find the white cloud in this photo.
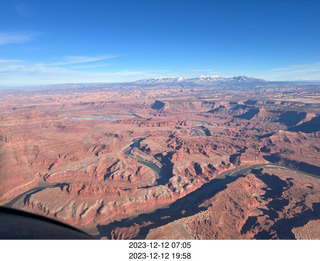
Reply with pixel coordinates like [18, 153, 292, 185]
[72, 63, 113, 69]
[0, 57, 154, 86]
[50, 55, 119, 66]
[0, 32, 34, 45]
[64, 55, 118, 64]
[265, 62, 320, 81]
[1, 56, 319, 87]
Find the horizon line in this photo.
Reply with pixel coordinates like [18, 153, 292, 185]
[1, 75, 320, 90]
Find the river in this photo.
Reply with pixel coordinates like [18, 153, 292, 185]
[4, 134, 320, 238]
[190, 120, 211, 136]
[123, 138, 172, 187]
[65, 113, 142, 121]
[66, 117, 119, 121]
[3, 182, 68, 209]
[96, 163, 272, 238]
[191, 126, 201, 136]
[97, 161, 320, 239]
[3, 156, 319, 239]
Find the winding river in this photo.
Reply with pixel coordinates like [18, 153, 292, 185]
[4, 182, 68, 209]
[3, 153, 320, 239]
[123, 138, 172, 187]
[190, 120, 211, 136]
[3, 135, 320, 238]
[97, 162, 320, 239]
[4, 137, 171, 209]
[96, 163, 272, 238]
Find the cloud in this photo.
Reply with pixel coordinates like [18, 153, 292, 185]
[2, 55, 319, 87]
[0, 57, 153, 86]
[0, 32, 34, 46]
[47, 55, 119, 66]
[265, 62, 320, 81]
[0, 58, 26, 72]
[63, 55, 118, 64]
[72, 63, 113, 69]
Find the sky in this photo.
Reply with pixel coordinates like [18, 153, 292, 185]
[0, 0, 320, 86]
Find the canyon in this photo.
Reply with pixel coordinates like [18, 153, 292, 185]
[0, 76, 320, 239]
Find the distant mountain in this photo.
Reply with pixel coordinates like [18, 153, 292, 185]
[133, 75, 267, 85]
[230, 76, 265, 82]
[134, 77, 187, 84]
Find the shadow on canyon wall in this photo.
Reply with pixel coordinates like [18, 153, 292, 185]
[97, 171, 246, 239]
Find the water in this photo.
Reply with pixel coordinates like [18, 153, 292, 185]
[96, 163, 268, 239]
[66, 113, 141, 121]
[66, 116, 104, 120]
[191, 127, 201, 136]
[102, 119, 119, 122]
[123, 138, 172, 186]
[66, 117, 119, 121]
[190, 120, 211, 136]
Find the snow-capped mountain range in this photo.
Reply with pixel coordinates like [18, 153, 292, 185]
[134, 75, 266, 85]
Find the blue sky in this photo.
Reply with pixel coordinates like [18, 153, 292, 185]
[0, 0, 319, 86]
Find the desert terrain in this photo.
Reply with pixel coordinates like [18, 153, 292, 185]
[0, 76, 320, 239]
